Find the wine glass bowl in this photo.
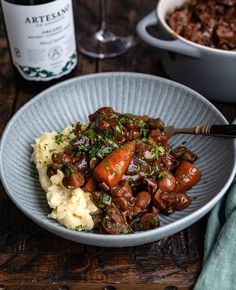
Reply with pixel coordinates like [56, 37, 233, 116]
[78, 0, 134, 58]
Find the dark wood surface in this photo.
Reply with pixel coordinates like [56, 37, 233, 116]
[0, 1, 236, 289]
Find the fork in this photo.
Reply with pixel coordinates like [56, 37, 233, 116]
[163, 124, 236, 139]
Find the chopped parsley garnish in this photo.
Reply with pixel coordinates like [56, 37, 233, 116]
[151, 145, 165, 159]
[55, 134, 64, 145]
[122, 144, 130, 151]
[129, 178, 135, 185]
[103, 147, 111, 155]
[154, 165, 159, 172]
[75, 225, 83, 231]
[98, 203, 105, 209]
[102, 194, 111, 203]
[181, 141, 187, 145]
[77, 144, 86, 151]
[123, 113, 135, 118]
[62, 160, 68, 166]
[134, 164, 141, 174]
[30, 170, 38, 177]
[88, 146, 99, 158]
[106, 113, 117, 119]
[150, 218, 156, 225]
[112, 165, 120, 175]
[100, 129, 115, 140]
[119, 117, 125, 124]
[90, 212, 97, 218]
[158, 172, 164, 178]
[65, 168, 76, 175]
[157, 146, 165, 153]
[121, 229, 129, 234]
[49, 149, 57, 154]
[138, 119, 146, 128]
[107, 139, 118, 148]
[175, 146, 186, 153]
[137, 221, 143, 230]
[44, 144, 48, 150]
[87, 128, 95, 139]
[115, 125, 122, 133]
[141, 172, 148, 177]
[140, 128, 148, 142]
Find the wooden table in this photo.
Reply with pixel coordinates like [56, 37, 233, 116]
[0, 1, 236, 289]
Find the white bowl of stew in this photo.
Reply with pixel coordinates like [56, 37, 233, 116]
[137, 0, 236, 103]
[0, 72, 235, 247]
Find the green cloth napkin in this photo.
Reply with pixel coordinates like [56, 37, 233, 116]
[194, 177, 236, 290]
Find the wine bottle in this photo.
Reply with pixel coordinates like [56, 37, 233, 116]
[1, 0, 78, 94]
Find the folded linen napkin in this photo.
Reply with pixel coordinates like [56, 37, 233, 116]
[194, 177, 236, 290]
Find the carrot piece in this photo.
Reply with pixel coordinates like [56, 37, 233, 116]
[92, 142, 135, 188]
[175, 161, 201, 192]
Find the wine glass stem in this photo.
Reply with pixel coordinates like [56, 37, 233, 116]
[99, 0, 107, 31]
[96, 0, 117, 43]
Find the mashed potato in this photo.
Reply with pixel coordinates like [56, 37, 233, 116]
[31, 126, 97, 231]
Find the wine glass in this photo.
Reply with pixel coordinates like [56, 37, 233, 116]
[79, 0, 134, 58]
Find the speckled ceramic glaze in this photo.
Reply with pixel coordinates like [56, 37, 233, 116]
[0, 72, 235, 247]
[137, 0, 236, 103]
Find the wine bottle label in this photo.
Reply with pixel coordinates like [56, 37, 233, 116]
[1, 0, 77, 81]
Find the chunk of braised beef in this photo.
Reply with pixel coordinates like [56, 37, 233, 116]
[91, 212, 103, 231]
[135, 141, 155, 162]
[52, 152, 71, 165]
[111, 180, 132, 198]
[161, 153, 175, 171]
[122, 115, 141, 131]
[97, 182, 110, 192]
[125, 130, 141, 140]
[89, 107, 115, 122]
[169, 11, 189, 34]
[46, 166, 57, 178]
[64, 146, 74, 155]
[122, 173, 143, 188]
[135, 191, 151, 210]
[163, 207, 176, 215]
[82, 177, 95, 192]
[89, 157, 100, 170]
[72, 154, 90, 174]
[126, 156, 149, 176]
[144, 178, 158, 195]
[101, 205, 131, 234]
[74, 122, 84, 135]
[92, 191, 112, 209]
[110, 180, 135, 219]
[175, 192, 191, 210]
[51, 152, 72, 171]
[159, 191, 177, 207]
[145, 118, 164, 130]
[113, 197, 129, 213]
[134, 212, 160, 231]
[152, 189, 167, 211]
[62, 171, 85, 189]
[158, 170, 176, 192]
[96, 117, 118, 131]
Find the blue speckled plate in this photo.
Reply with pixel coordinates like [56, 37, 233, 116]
[0, 72, 235, 247]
